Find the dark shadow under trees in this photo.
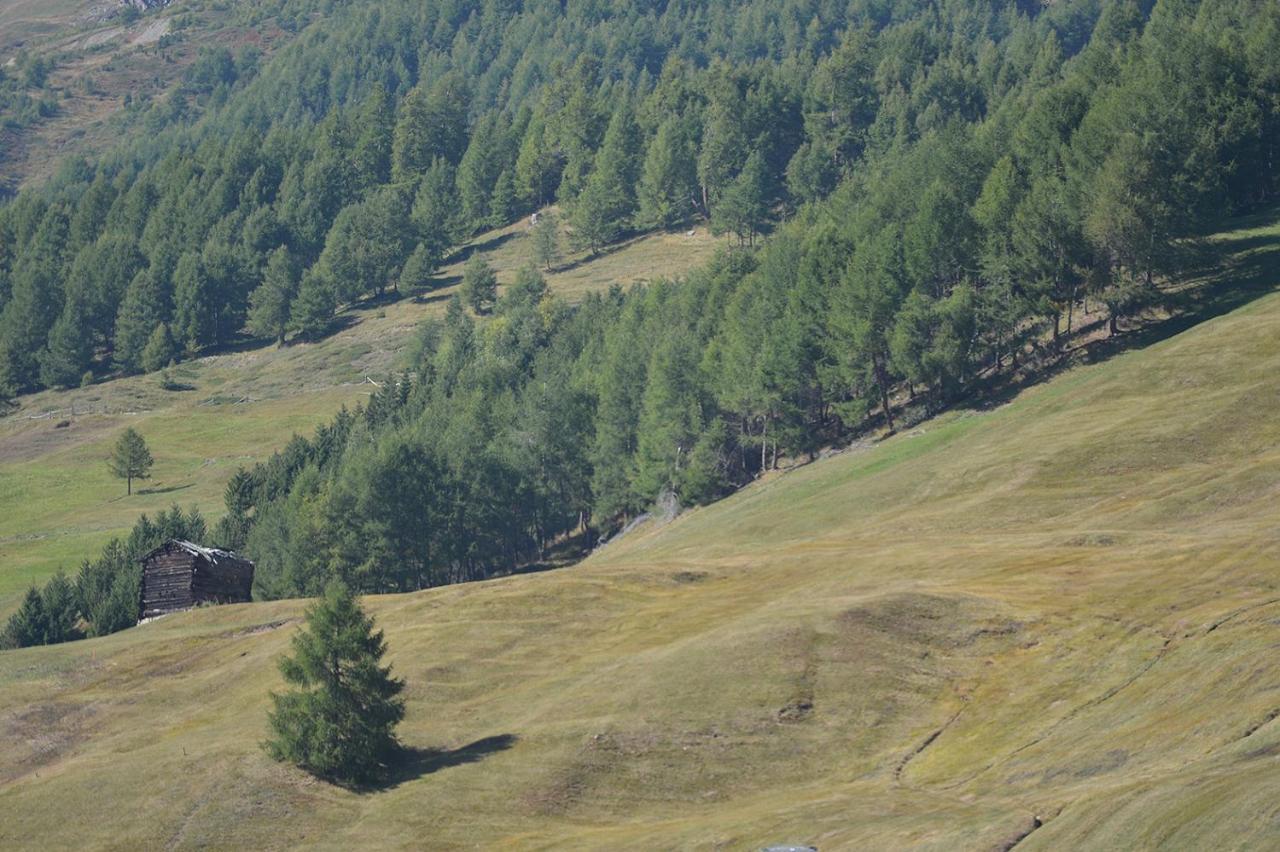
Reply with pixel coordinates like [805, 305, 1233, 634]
[958, 215, 1280, 415]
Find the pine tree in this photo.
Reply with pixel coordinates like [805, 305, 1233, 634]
[711, 150, 768, 246]
[633, 327, 704, 502]
[399, 244, 436, 293]
[570, 100, 641, 252]
[532, 211, 562, 271]
[247, 246, 299, 345]
[108, 427, 154, 495]
[456, 115, 504, 230]
[571, 178, 617, 255]
[0, 345, 19, 406]
[141, 323, 176, 373]
[114, 269, 167, 374]
[552, 58, 607, 201]
[216, 467, 255, 550]
[352, 89, 394, 189]
[172, 252, 215, 355]
[638, 116, 698, 230]
[264, 581, 405, 785]
[697, 84, 747, 213]
[4, 586, 49, 648]
[42, 571, 80, 645]
[290, 271, 336, 339]
[489, 169, 517, 229]
[594, 99, 642, 220]
[411, 158, 460, 267]
[514, 115, 561, 209]
[39, 298, 93, 389]
[460, 256, 498, 315]
[318, 187, 414, 302]
[392, 73, 470, 180]
[826, 226, 905, 432]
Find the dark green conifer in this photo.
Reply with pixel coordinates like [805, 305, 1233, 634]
[265, 581, 405, 785]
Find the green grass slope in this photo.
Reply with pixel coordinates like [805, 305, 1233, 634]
[0, 219, 1277, 849]
[0, 217, 721, 614]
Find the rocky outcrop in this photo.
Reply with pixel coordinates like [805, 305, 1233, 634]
[121, 0, 173, 10]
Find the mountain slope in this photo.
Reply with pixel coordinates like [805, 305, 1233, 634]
[0, 215, 720, 614]
[1, 218, 1277, 848]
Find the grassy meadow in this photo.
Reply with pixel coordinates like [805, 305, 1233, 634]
[0, 217, 1276, 848]
[0, 217, 722, 614]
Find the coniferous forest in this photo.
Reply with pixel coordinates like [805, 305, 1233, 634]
[2, 0, 1278, 636]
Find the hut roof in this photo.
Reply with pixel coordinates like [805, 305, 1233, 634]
[142, 539, 252, 565]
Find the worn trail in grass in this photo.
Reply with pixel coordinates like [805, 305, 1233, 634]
[0, 219, 1277, 848]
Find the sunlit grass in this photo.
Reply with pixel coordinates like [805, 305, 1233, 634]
[0, 218, 1275, 848]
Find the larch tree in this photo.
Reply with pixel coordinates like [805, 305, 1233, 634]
[411, 158, 460, 267]
[711, 150, 768, 246]
[460, 255, 498, 315]
[489, 169, 517, 229]
[247, 246, 300, 345]
[39, 296, 93, 389]
[140, 322, 176, 373]
[108, 427, 154, 495]
[113, 270, 167, 373]
[637, 116, 698, 230]
[532, 211, 562, 271]
[289, 270, 336, 340]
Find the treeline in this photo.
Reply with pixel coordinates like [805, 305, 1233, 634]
[214, 0, 1277, 599]
[4, 0, 1279, 643]
[3, 0, 1119, 397]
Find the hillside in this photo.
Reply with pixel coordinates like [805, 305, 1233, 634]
[3, 0, 1277, 625]
[0, 216, 720, 615]
[0, 0, 299, 194]
[1, 216, 1276, 849]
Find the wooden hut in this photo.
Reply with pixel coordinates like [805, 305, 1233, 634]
[139, 540, 254, 620]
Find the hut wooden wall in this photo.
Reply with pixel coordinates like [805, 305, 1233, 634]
[141, 549, 196, 618]
[191, 559, 253, 605]
[141, 543, 255, 620]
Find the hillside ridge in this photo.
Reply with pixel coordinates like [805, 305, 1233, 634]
[1, 230, 1277, 848]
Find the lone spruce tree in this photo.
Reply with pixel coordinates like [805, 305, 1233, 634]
[108, 427, 154, 495]
[265, 581, 405, 785]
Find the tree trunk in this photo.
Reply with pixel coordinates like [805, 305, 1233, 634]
[127, 475, 132, 496]
[760, 417, 768, 474]
[874, 354, 895, 433]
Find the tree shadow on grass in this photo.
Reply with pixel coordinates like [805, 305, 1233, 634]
[367, 734, 519, 792]
[413, 286, 457, 305]
[136, 483, 195, 496]
[447, 230, 519, 266]
[550, 230, 652, 275]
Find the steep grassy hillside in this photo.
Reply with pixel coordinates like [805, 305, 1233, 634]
[0, 217, 720, 614]
[0, 218, 1276, 849]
